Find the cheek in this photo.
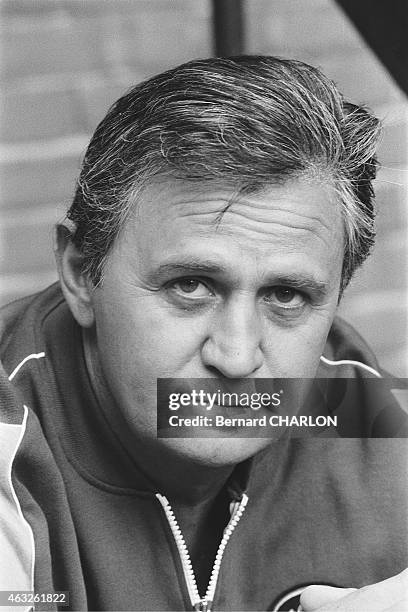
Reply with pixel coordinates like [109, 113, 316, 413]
[264, 313, 335, 377]
[95, 295, 206, 379]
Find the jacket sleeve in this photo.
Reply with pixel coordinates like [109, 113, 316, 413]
[0, 362, 35, 603]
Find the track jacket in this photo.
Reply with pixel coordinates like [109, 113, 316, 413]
[0, 284, 407, 611]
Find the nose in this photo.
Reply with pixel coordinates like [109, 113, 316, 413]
[201, 297, 264, 378]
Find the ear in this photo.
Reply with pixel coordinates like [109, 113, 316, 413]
[54, 224, 95, 328]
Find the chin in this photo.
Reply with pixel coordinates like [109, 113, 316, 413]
[164, 437, 273, 467]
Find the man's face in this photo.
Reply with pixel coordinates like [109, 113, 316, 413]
[89, 177, 344, 465]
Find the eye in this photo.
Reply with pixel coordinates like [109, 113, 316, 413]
[264, 286, 306, 309]
[275, 287, 298, 303]
[169, 278, 213, 298]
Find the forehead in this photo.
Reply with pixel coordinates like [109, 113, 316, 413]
[116, 177, 344, 282]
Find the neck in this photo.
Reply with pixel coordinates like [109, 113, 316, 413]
[132, 438, 235, 505]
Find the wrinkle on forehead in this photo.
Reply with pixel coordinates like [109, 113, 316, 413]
[218, 200, 336, 233]
[163, 189, 338, 248]
[127, 177, 343, 253]
[178, 204, 335, 235]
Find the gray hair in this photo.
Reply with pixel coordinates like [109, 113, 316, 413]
[67, 56, 380, 290]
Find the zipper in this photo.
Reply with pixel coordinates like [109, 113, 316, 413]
[156, 492, 249, 612]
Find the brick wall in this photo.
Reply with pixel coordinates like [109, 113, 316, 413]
[0, 0, 406, 375]
[0, 0, 212, 301]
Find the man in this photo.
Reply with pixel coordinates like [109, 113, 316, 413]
[0, 56, 407, 612]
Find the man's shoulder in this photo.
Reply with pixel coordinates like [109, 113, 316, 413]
[0, 293, 37, 355]
[0, 283, 64, 369]
[320, 316, 385, 378]
[0, 285, 78, 596]
[0, 282, 63, 330]
[317, 317, 408, 437]
[0, 283, 74, 420]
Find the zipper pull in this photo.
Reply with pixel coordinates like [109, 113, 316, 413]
[193, 598, 211, 611]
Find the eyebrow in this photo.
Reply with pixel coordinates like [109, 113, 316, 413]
[267, 274, 328, 297]
[154, 259, 225, 277]
[152, 258, 329, 296]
